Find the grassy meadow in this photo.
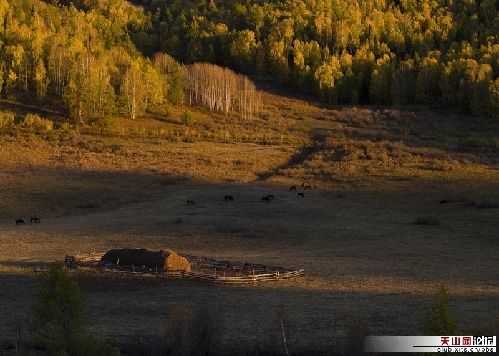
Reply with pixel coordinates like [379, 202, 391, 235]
[1, 89, 498, 353]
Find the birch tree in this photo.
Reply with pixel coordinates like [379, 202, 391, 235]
[121, 60, 145, 120]
[184, 63, 260, 119]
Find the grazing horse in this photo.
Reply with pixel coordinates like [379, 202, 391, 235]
[267, 194, 275, 200]
[298, 193, 305, 198]
[16, 219, 25, 225]
[261, 196, 271, 203]
[289, 185, 297, 192]
[303, 185, 312, 190]
[186, 200, 196, 206]
[224, 195, 234, 201]
[30, 217, 40, 224]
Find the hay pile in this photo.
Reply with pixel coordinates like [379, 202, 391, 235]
[164, 249, 191, 272]
[100, 248, 190, 272]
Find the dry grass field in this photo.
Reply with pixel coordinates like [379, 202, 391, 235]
[0, 90, 498, 353]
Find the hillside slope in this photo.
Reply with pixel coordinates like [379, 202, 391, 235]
[1, 87, 498, 217]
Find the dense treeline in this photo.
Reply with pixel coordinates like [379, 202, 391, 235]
[135, 0, 499, 117]
[0, 0, 172, 123]
[0, 0, 262, 123]
[1, 0, 497, 121]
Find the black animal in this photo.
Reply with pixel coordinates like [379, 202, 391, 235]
[261, 196, 271, 203]
[440, 199, 450, 204]
[267, 194, 275, 201]
[30, 217, 40, 224]
[224, 195, 234, 201]
[303, 185, 312, 190]
[289, 185, 297, 191]
[16, 219, 25, 225]
[186, 200, 196, 206]
[298, 192, 305, 198]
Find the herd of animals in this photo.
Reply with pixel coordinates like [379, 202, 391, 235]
[13, 184, 495, 228]
[185, 183, 312, 206]
[15, 217, 40, 225]
[14, 183, 313, 224]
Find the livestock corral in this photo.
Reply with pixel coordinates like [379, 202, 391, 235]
[64, 249, 304, 284]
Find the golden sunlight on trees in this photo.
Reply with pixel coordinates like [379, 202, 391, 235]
[184, 63, 260, 119]
[0, 0, 497, 119]
[0, 0, 181, 124]
[135, 0, 498, 117]
[121, 60, 146, 120]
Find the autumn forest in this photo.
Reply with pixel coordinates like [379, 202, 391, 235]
[0, 0, 498, 125]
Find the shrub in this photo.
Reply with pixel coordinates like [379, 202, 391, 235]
[22, 113, 53, 132]
[462, 134, 487, 149]
[181, 110, 195, 126]
[189, 306, 221, 354]
[492, 137, 499, 151]
[60, 122, 72, 131]
[30, 263, 83, 354]
[0, 111, 15, 131]
[476, 201, 499, 209]
[68, 334, 119, 356]
[421, 284, 458, 335]
[414, 216, 440, 226]
[123, 304, 221, 355]
[168, 304, 221, 356]
[217, 129, 231, 143]
[30, 263, 118, 355]
[89, 116, 123, 134]
[343, 323, 369, 356]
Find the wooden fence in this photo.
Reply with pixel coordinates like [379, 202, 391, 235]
[64, 252, 304, 284]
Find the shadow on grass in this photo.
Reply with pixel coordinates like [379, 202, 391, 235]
[255, 129, 329, 182]
[0, 94, 68, 122]
[0, 270, 498, 355]
[0, 166, 188, 218]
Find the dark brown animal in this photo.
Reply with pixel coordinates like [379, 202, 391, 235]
[224, 195, 234, 201]
[16, 219, 25, 225]
[186, 200, 196, 206]
[30, 217, 40, 223]
[289, 185, 297, 191]
[261, 196, 271, 203]
[267, 194, 275, 200]
[298, 193, 305, 198]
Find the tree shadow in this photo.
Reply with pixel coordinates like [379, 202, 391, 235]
[255, 129, 329, 182]
[0, 94, 67, 123]
[0, 260, 51, 268]
[0, 166, 188, 218]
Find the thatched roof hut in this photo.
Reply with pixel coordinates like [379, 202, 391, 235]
[100, 248, 190, 272]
